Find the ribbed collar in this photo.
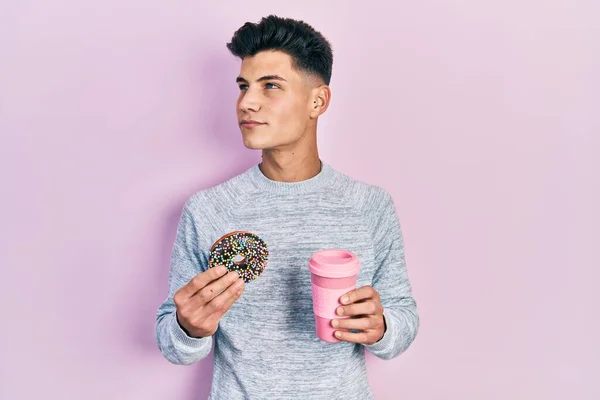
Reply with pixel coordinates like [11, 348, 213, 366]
[246, 160, 335, 194]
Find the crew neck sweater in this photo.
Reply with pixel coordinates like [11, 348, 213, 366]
[155, 161, 419, 400]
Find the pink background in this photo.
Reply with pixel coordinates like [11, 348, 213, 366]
[2, 1, 599, 399]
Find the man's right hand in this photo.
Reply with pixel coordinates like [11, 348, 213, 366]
[174, 265, 245, 338]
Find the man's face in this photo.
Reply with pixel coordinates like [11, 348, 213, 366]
[236, 51, 315, 150]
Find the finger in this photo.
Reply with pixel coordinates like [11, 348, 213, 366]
[186, 271, 240, 310]
[331, 316, 374, 331]
[334, 329, 375, 344]
[206, 277, 245, 317]
[178, 266, 228, 299]
[340, 285, 376, 305]
[336, 300, 382, 317]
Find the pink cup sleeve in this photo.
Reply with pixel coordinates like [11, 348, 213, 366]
[312, 284, 355, 319]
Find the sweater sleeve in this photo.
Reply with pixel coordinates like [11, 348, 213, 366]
[155, 200, 213, 365]
[364, 189, 419, 360]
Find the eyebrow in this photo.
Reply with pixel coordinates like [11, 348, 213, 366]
[236, 75, 288, 84]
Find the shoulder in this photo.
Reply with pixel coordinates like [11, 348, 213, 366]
[329, 166, 395, 213]
[182, 166, 254, 220]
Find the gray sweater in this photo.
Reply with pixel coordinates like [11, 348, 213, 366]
[155, 162, 419, 399]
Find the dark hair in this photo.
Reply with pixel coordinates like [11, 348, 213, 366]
[226, 15, 333, 85]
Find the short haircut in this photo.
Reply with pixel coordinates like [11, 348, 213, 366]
[226, 15, 334, 85]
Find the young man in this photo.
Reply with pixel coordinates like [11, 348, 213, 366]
[155, 15, 419, 400]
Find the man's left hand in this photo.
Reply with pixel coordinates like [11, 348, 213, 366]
[332, 285, 386, 345]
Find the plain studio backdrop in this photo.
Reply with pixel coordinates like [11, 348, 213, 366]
[1, 1, 598, 399]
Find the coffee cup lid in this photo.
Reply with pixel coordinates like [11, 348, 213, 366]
[308, 249, 360, 278]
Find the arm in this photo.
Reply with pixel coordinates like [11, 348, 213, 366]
[155, 201, 213, 365]
[364, 190, 419, 360]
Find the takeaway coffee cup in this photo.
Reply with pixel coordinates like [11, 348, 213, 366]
[308, 249, 360, 342]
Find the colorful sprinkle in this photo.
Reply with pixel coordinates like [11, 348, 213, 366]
[208, 231, 269, 283]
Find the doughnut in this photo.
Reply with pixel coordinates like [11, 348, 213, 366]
[208, 231, 269, 283]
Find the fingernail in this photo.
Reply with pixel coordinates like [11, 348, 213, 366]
[218, 265, 227, 274]
[341, 296, 349, 304]
[335, 331, 342, 338]
[331, 319, 339, 328]
[337, 307, 344, 316]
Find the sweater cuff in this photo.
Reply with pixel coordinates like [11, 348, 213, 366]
[365, 309, 396, 353]
[170, 313, 212, 348]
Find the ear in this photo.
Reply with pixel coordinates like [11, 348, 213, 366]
[309, 85, 331, 119]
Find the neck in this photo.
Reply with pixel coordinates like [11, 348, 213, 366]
[259, 148, 321, 183]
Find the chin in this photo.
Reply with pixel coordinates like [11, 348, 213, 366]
[243, 142, 266, 150]
[241, 132, 275, 150]
[242, 137, 270, 150]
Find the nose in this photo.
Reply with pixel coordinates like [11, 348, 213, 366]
[238, 88, 261, 113]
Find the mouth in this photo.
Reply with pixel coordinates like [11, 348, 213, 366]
[240, 120, 266, 128]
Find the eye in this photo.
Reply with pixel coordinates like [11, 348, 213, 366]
[265, 82, 279, 89]
[238, 84, 248, 91]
